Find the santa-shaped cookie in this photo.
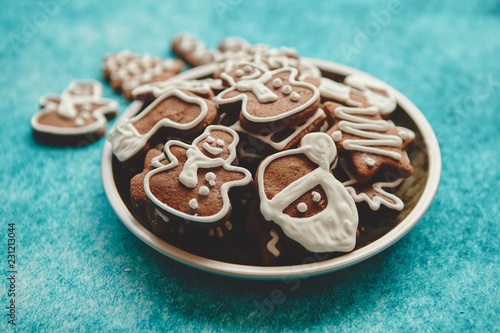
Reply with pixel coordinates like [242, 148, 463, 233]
[31, 80, 118, 146]
[107, 82, 219, 163]
[213, 65, 321, 133]
[256, 132, 359, 253]
[143, 125, 252, 227]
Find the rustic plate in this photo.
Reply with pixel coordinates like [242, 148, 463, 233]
[101, 59, 441, 279]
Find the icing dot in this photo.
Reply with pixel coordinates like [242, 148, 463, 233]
[282, 85, 292, 94]
[205, 172, 216, 181]
[198, 186, 209, 196]
[297, 202, 307, 213]
[216, 139, 225, 147]
[290, 91, 300, 102]
[235, 69, 244, 77]
[244, 65, 252, 73]
[209, 180, 216, 187]
[272, 78, 282, 88]
[74, 118, 84, 127]
[189, 198, 198, 210]
[331, 131, 342, 142]
[207, 136, 215, 143]
[365, 158, 376, 167]
[312, 191, 321, 202]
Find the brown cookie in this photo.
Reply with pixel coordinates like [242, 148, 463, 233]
[31, 80, 118, 146]
[213, 66, 321, 132]
[102, 50, 184, 101]
[132, 78, 223, 103]
[107, 86, 219, 162]
[325, 102, 415, 183]
[171, 34, 216, 67]
[256, 132, 358, 253]
[142, 125, 252, 227]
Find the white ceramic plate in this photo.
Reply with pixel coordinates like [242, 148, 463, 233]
[101, 59, 441, 280]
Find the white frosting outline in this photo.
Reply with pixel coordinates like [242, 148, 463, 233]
[344, 73, 397, 116]
[341, 160, 404, 211]
[267, 230, 280, 257]
[214, 67, 320, 124]
[257, 132, 358, 253]
[31, 80, 118, 136]
[107, 87, 210, 162]
[103, 50, 182, 91]
[227, 108, 326, 151]
[144, 125, 252, 224]
[331, 106, 414, 160]
[132, 78, 224, 100]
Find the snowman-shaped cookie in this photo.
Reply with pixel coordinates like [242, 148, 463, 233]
[143, 125, 252, 226]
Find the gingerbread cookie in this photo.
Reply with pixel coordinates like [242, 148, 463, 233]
[102, 50, 184, 101]
[213, 65, 321, 132]
[31, 80, 118, 146]
[325, 102, 415, 183]
[107, 83, 219, 162]
[132, 78, 223, 102]
[256, 132, 358, 253]
[142, 126, 252, 226]
[172, 34, 216, 67]
[338, 160, 405, 212]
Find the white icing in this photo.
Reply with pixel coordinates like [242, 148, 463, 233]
[344, 73, 397, 116]
[103, 50, 181, 91]
[365, 157, 376, 166]
[155, 209, 170, 222]
[203, 143, 223, 156]
[144, 126, 252, 224]
[189, 198, 198, 210]
[272, 78, 282, 88]
[341, 161, 404, 211]
[74, 118, 85, 127]
[108, 88, 209, 162]
[214, 67, 320, 124]
[318, 77, 362, 107]
[216, 139, 225, 147]
[290, 91, 300, 102]
[312, 191, 321, 202]
[235, 69, 244, 77]
[198, 186, 209, 196]
[257, 132, 358, 253]
[228, 108, 325, 151]
[32, 80, 118, 137]
[132, 78, 224, 100]
[207, 136, 215, 143]
[175, 34, 213, 63]
[267, 230, 280, 257]
[244, 65, 252, 73]
[332, 106, 406, 160]
[331, 130, 342, 142]
[282, 85, 292, 95]
[297, 202, 307, 213]
[209, 180, 216, 187]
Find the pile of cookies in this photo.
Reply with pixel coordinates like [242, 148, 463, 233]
[32, 34, 416, 266]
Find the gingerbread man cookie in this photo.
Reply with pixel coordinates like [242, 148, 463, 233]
[325, 102, 415, 183]
[256, 132, 358, 253]
[31, 80, 118, 146]
[143, 126, 252, 226]
[107, 83, 219, 162]
[214, 65, 321, 132]
[102, 50, 184, 101]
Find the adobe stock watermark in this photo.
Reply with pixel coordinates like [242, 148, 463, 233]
[213, 0, 243, 20]
[339, 0, 403, 63]
[452, 74, 500, 118]
[4, 0, 70, 55]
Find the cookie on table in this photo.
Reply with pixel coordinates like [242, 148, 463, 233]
[324, 102, 415, 183]
[213, 65, 321, 133]
[140, 126, 252, 229]
[102, 50, 184, 101]
[31, 80, 118, 146]
[107, 83, 219, 163]
[256, 132, 359, 253]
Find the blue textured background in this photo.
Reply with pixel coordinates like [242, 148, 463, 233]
[1, 0, 499, 331]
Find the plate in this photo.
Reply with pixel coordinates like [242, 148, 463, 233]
[101, 59, 441, 280]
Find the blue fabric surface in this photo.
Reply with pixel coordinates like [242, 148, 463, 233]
[1, 0, 499, 331]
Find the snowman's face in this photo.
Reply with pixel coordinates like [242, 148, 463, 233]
[301, 133, 337, 166]
[196, 129, 236, 160]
